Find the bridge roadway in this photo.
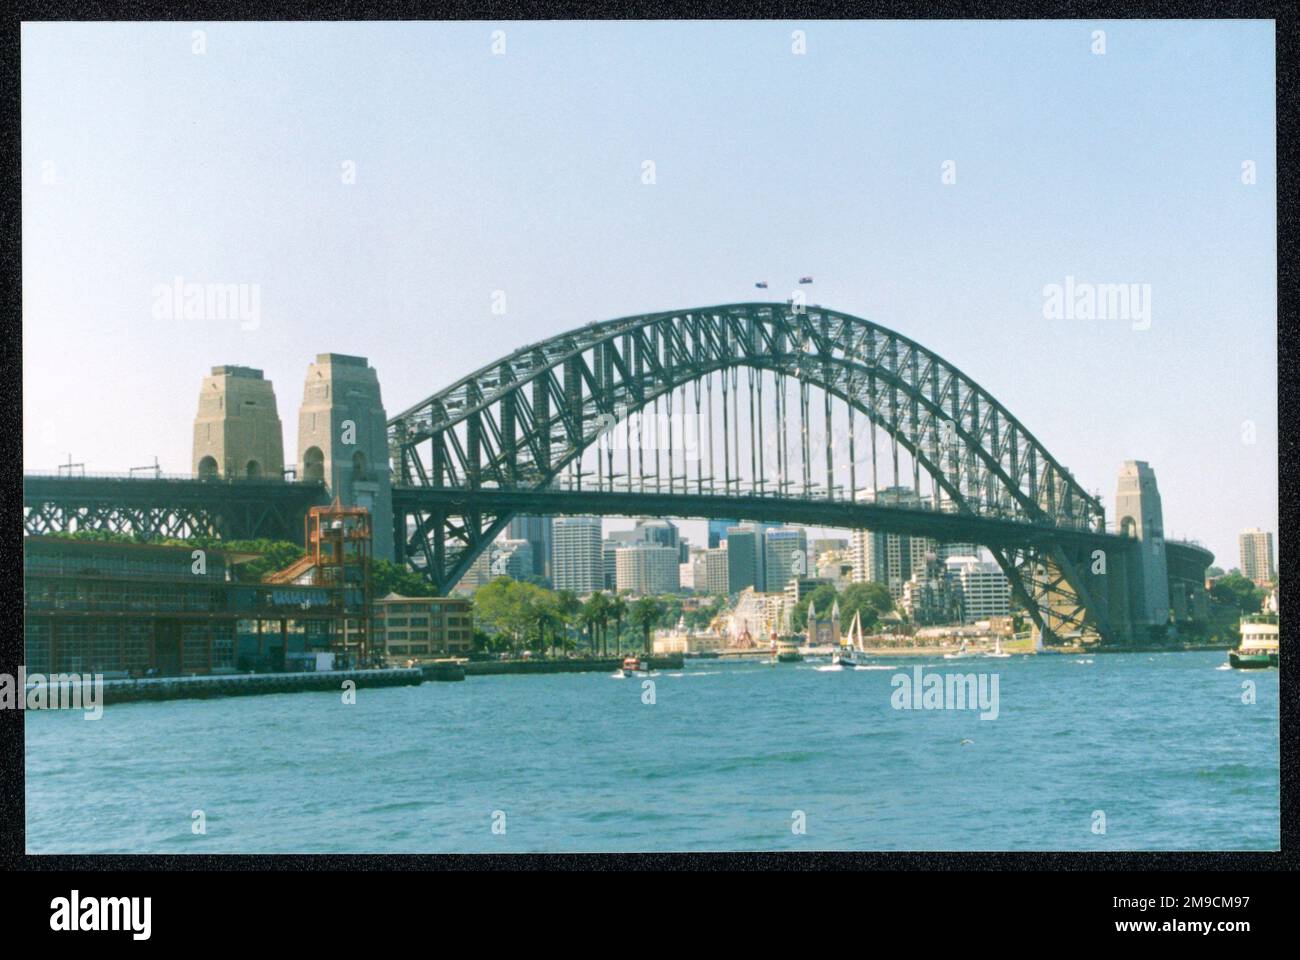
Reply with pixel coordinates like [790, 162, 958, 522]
[390, 485, 1120, 552]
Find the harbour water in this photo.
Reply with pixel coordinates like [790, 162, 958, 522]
[25, 651, 1278, 853]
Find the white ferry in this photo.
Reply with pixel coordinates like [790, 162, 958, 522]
[1228, 614, 1279, 669]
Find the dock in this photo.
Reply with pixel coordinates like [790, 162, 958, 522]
[44, 667, 424, 706]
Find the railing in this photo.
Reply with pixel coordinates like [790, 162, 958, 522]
[24, 469, 321, 486]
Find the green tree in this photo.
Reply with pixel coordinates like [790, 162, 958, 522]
[630, 596, 664, 653]
[608, 593, 628, 656]
[370, 558, 436, 598]
[1210, 573, 1264, 614]
[554, 590, 581, 655]
[581, 592, 609, 656]
[839, 581, 892, 630]
[790, 583, 839, 632]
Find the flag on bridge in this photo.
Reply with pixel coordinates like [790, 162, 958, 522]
[755, 281, 768, 288]
[798, 276, 813, 284]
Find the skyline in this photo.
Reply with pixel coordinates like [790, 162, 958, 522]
[21, 20, 1277, 568]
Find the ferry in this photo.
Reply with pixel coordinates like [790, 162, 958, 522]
[1228, 614, 1279, 670]
[775, 639, 803, 663]
[621, 655, 648, 677]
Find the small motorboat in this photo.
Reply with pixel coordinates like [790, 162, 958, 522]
[621, 656, 647, 677]
[831, 647, 858, 669]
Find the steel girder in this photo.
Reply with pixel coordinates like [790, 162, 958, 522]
[390, 303, 1109, 627]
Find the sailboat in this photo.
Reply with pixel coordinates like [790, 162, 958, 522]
[984, 635, 1011, 659]
[943, 638, 975, 659]
[832, 611, 864, 668]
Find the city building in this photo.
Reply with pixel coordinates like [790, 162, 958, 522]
[507, 515, 553, 583]
[689, 547, 730, 596]
[724, 525, 762, 594]
[850, 487, 936, 600]
[615, 542, 680, 595]
[764, 527, 809, 595]
[707, 518, 738, 549]
[944, 556, 1011, 624]
[551, 516, 604, 594]
[1239, 528, 1276, 586]
[192, 365, 285, 480]
[374, 593, 474, 661]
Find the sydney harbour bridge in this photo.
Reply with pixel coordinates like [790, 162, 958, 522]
[24, 301, 1212, 646]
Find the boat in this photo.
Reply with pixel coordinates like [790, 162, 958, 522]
[775, 639, 803, 663]
[621, 655, 648, 677]
[1228, 614, 1279, 669]
[984, 636, 1011, 659]
[833, 611, 865, 667]
[943, 639, 975, 660]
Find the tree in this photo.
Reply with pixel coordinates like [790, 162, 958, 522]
[839, 581, 892, 630]
[630, 597, 664, 653]
[553, 590, 581, 655]
[1210, 573, 1264, 614]
[790, 583, 839, 632]
[581, 592, 609, 656]
[370, 558, 436, 598]
[608, 593, 628, 656]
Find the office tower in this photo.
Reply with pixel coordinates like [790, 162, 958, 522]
[508, 515, 553, 581]
[764, 527, 809, 594]
[551, 517, 603, 594]
[615, 542, 680, 595]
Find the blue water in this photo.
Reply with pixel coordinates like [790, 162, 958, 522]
[25, 651, 1278, 852]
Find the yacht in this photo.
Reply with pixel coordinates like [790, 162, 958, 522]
[984, 636, 1011, 659]
[833, 611, 865, 668]
[943, 639, 975, 660]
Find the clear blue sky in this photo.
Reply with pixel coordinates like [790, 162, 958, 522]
[22, 20, 1276, 568]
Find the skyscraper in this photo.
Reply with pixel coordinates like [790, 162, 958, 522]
[764, 527, 809, 594]
[1239, 528, 1276, 586]
[707, 519, 738, 549]
[615, 542, 680, 595]
[724, 526, 761, 595]
[508, 515, 553, 582]
[551, 517, 603, 594]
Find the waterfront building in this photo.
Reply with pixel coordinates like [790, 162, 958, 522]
[944, 556, 1012, 624]
[616, 542, 680, 595]
[1239, 528, 1276, 587]
[551, 517, 604, 594]
[805, 598, 841, 647]
[764, 527, 809, 594]
[24, 505, 373, 676]
[374, 593, 474, 661]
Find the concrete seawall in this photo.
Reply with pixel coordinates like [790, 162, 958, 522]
[74, 668, 424, 705]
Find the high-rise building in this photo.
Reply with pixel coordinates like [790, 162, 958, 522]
[1239, 528, 1276, 586]
[296, 353, 394, 560]
[708, 519, 738, 549]
[1115, 461, 1170, 626]
[944, 557, 1011, 623]
[724, 526, 761, 595]
[849, 487, 935, 599]
[192, 365, 285, 481]
[615, 542, 680, 595]
[602, 540, 620, 591]
[764, 527, 809, 594]
[508, 515, 553, 582]
[551, 517, 603, 594]
[693, 547, 730, 596]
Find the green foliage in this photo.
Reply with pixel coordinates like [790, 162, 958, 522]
[370, 558, 436, 598]
[629, 596, 664, 653]
[790, 581, 892, 631]
[1210, 572, 1265, 614]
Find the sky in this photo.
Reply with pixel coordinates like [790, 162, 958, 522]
[22, 20, 1277, 568]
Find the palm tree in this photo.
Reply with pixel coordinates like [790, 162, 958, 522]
[552, 590, 580, 657]
[581, 592, 609, 657]
[608, 593, 628, 656]
[630, 596, 664, 654]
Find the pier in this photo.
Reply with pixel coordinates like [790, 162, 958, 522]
[52, 667, 424, 706]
